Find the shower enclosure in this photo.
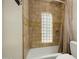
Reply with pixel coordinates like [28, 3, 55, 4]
[23, 0, 65, 59]
[29, 0, 65, 48]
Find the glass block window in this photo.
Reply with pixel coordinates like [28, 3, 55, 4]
[41, 12, 53, 43]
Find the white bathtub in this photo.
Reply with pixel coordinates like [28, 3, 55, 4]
[26, 46, 60, 59]
[26, 41, 77, 59]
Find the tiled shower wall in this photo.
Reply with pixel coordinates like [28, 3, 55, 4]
[29, 0, 65, 48]
[23, 0, 30, 58]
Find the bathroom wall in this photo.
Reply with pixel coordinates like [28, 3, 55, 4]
[23, 0, 30, 59]
[72, 0, 77, 41]
[29, 0, 65, 48]
[2, 0, 22, 59]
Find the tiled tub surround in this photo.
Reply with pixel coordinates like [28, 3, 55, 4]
[29, 0, 65, 48]
[23, 0, 30, 58]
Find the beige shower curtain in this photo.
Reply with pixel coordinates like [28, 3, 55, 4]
[58, 0, 73, 54]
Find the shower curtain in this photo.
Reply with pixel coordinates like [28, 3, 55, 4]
[58, 0, 73, 54]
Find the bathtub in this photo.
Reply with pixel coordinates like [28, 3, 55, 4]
[38, 53, 61, 59]
[26, 41, 77, 59]
[26, 46, 61, 59]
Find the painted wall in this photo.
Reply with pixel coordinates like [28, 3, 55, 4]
[2, 0, 23, 59]
[72, 0, 77, 41]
